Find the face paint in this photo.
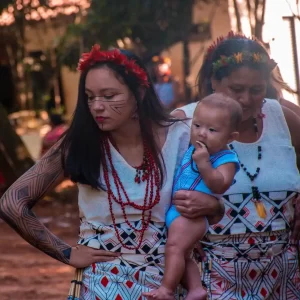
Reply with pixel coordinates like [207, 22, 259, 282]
[85, 67, 138, 131]
[109, 103, 127, 115]
[87, 97, 127, 116]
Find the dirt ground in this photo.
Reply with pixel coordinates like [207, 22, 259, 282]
[0, 183, 80, 300]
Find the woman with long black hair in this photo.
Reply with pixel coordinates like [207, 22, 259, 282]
[0, 45, 222, 299]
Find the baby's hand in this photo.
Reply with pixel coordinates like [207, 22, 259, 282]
[192, 141, 210, 168]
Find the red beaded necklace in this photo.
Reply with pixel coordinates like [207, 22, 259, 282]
[102, 137, 161, 250]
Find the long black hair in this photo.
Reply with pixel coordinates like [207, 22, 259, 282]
[59, 49, 177, 189]
[197, 35, 295, 99]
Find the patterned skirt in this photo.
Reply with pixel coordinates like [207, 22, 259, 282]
[76, 258, 185, 300]
[200, 230, 300, 300]
[70, 220, 185, 300]
[79, 259, 162, 300]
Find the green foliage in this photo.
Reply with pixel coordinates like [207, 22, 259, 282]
[0, 0, 13, 13]
[59, 0, 217, 69]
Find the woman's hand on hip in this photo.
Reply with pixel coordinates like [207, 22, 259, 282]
[69, 245, 121, 268]
[173, 190, 224, 220]
[291, 194, 300, 243]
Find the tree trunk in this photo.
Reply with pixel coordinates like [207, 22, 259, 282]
[183, 38, 192, 103]
[8, 4, 28, 110]
[233, 0, 242, 32]
[4, 44, 19, 111]
[232, 0, 267, 44]
[0, 103, 34, 191]
[254, 0, 266, 41]
[181, 0, 195, 103]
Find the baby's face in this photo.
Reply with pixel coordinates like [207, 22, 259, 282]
[191, 103, 234, 155]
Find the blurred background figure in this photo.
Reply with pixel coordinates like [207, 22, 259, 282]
[0, 170, 6, 194]
[40, 112, 68, 156]
[151, 56, 180, 110]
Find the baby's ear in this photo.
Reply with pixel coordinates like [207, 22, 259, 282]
[228, 131, 239, 144]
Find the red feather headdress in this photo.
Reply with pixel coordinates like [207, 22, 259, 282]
[77, 44, 149, 87]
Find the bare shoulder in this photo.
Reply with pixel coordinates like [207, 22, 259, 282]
[282, 105, 300, 151]
[170, 109, 186, 118]
[171, 102, 198, 119]
[281, 99, 300, 118]
[282, 104, 300, 128]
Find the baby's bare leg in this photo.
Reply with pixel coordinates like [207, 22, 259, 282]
[143, 216, 207, 299]
[162, 216, 207, 290]
[183, 258, 207, 300]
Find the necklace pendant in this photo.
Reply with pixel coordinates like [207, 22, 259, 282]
[254, 199, 267, 219]
[135, 170, 149, 183]
[134, 171, 141, 184]
[142, 170, 149, 182]
[134, 156, 149, 184]
[104, 137, 160, 250]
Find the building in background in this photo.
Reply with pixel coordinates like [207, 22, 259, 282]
[0, 0, 299, 118]
[160, 0, 232, 102]
[0, 0, 90, 116]
[0, 0, 90, 160]
[0, 0, 232, 116]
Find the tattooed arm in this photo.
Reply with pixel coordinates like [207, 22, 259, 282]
[0, 146, 72, 264]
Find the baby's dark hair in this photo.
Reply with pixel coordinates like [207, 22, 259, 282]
[198, 93, 242, 130]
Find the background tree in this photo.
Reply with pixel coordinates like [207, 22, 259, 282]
[0, 0, 88, 111]
[231, 0, 266, 42]
[0, 0, 51, 110]
[0, 103, 34, 191]
[59, 0, 217, 101]
[0, 1, 87, 183]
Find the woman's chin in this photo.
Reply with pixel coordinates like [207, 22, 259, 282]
[97, 124, 112, 131]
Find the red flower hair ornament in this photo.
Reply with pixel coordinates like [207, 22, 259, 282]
[77, 44, 150, 87]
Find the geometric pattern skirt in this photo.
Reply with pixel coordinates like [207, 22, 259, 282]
[200, 230, 300, 300]
[74, 263, 162, 300]
[72, 220, 183, 300]
[79, 261, 161, 300]
[71, 258, 184, 300]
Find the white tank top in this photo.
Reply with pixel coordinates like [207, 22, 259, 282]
[178, 99, 300, 235]
[77, 120, 190, 253]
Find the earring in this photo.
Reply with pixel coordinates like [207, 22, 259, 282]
[132, 111, 139, 120]
[257, 112, 266, 119]
[257, 100, 266, 119]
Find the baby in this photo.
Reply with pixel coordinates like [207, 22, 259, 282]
[143, 93, 242, 300]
